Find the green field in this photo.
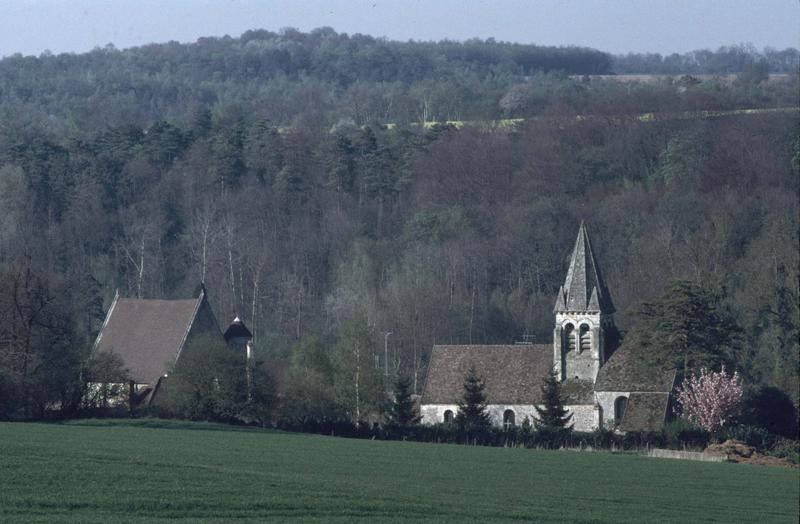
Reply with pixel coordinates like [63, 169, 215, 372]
[1, 420, 797, 523]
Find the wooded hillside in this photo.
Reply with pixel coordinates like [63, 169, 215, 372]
[0, 29, 797, 418]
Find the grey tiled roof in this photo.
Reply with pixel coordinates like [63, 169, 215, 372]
[554, 222, 615, 314]
[421, 344, 554, 405]
[561, 379, 595, 404]
[595, 344, 676, 393]
[619, 392, 670, 432]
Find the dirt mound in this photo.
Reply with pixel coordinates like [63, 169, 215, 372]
[705, 440, 797, 468]
[706, 440, 754, 458]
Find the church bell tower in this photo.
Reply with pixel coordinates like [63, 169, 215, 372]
[553, 222, 615, 383]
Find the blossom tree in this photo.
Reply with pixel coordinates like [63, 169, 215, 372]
[676, 366, 743, 432]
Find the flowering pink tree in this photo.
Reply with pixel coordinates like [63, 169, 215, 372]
[675, 366, 743, 432]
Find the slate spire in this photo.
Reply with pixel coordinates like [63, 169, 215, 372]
[554, 222, 614, 313]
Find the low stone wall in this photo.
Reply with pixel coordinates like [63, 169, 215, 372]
[648, 448, 725, 462]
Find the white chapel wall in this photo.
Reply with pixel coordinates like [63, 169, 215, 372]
[421, 403, 600, 431]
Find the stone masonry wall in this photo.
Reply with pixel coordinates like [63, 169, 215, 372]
[595, 391, 629, 429]
[421, 403, 599, 431]
[420, 404, 459, 425]
[566, 404, 600, 431]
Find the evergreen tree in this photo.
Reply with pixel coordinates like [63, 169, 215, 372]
[636, 281, 742, 374]
[387, 376, 420, 427]
[534, 369, 573, 430]
[455, 366, 491, 432]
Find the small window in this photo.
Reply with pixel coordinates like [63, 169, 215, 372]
[443, 410, 454, 424]
[614, 396, 628, 425]
[503, 409, 516, 429]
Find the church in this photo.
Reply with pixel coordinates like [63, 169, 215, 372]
[419, 223, 676, 432]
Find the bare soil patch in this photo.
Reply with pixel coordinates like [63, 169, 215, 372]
[705, 439, 798, 468]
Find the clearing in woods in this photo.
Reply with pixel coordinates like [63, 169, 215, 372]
[0, 419, 797, 523]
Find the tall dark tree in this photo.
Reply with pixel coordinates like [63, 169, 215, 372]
[167, 335, 249, 421]
[635, 281, 742, 374]
[386, 376, 420, 427]
[455, 366, 491, 432]
[534, 369, 573, 430]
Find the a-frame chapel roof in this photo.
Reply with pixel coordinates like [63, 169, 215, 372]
[93, 289, 221, 385]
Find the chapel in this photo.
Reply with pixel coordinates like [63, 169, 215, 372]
[92, 287, 252, 406]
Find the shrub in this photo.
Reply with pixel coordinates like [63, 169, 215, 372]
[737, 386, 799, 439]
[721, 424, 776, 450]
[663, 419, 710, 450]
[768, 439, 800, 464]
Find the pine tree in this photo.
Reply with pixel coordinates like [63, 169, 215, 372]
[637, 280, 741, 374]
[387, 376, 420, 427]
[455, 366, 491, 432]
[534, 369, 573, 430]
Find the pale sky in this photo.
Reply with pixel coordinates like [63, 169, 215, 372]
[2, 0, 798, 58]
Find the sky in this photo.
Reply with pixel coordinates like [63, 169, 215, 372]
[2, 0, 798, 58]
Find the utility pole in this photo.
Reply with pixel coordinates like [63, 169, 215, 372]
[383, 331, 393, 388]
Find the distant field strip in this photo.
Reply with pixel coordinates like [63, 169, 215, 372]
[380, 106, 800, 131]
[1, 420, 797, 523]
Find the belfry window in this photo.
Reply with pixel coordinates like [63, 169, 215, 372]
[503, 409, 516, 429]
[564, 324, 576, 353]
[579, 324, 591, 353]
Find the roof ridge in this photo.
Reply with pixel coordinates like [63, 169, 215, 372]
[172, 289, 206, 367]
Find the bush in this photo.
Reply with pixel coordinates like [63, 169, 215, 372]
[663, 419, 710, 450]
[721, 424, 776, 450]
[768, 439, 800, 464]
[737, 386, 799, 439]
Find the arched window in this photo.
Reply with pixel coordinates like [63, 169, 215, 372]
[614, 396, 628, 426]
[503, 409, 516, 429]
[579, 324, 591, 353]
[443, 410, 454, 424]
[564, 324, 576, 353]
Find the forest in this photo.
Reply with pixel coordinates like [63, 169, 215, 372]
[0, 28, 797, 421]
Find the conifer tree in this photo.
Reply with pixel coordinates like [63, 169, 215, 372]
[636, 280, 742, 374]
[455, 366, 491, 432]
[534, 369, 573, 430]
[387, 376, 420, 427]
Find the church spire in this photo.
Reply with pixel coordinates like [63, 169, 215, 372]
[554, 222, 614, 314]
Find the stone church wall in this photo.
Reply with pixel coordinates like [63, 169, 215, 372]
[566, 404, 600, 431]
[420, 404, 459, 425]
[421, 402, 599, 431]
[595, 391, 629, 429]
[485, 404, 540, 426]
[564, 352, 599, 382]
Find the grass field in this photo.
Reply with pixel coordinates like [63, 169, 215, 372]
[1, 420, 797, 523]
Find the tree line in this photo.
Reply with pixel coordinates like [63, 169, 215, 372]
[0, 28, 796, 131]
[613, 44, 799, 75]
